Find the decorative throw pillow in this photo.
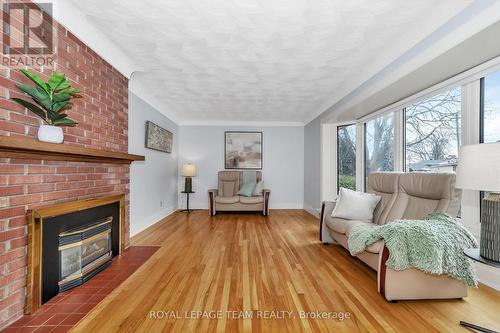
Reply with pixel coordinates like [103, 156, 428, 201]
[237, 181, 256, 197]
[253, 181, 264, 196]
[331, 187, 381, 222]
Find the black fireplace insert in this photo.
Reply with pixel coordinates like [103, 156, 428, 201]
[41, 202, 120, 303]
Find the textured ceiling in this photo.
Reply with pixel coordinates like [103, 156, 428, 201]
[69, 0, 471, 123]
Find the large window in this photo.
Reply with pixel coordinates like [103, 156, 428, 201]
[364, 113, 394, 185]
[405, 88, 461, 172]
[337, 125, 356, 191]
[481, 70, 500, 143]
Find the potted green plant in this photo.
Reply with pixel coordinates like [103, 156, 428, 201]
[11, 69, 80, 143]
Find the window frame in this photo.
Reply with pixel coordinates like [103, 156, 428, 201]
[479, 77, 485, 144]
[327, 121, 356, 201]
[479, 77, 486, 209]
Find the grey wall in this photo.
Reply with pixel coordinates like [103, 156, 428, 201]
[303, 116, 322, 215]
[179, 126, 304, 209]
[129, 92, 179, 236]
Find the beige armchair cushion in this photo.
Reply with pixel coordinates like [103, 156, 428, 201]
[367, 172, 400, 226]
[385, 172, 460, 222]
[326, 217, 373, 235]
[220, 181, 237, 197]
[215, 196, 240, 204]
[240, 196, 264, 204]
[218, 171, 240, 197]
[344, 221, 376, 237]
[365, 240, 384, 254]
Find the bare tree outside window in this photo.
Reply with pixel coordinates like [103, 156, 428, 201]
[365, 113, 395, 186]
[337, 125, 356, 191]
[405, 88, 461, 172]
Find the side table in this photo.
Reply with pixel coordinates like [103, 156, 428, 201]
[181, 191, 195, 213]
[460, 248, 500, 333]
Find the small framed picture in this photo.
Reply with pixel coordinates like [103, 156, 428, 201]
[145, 121, 172, 153]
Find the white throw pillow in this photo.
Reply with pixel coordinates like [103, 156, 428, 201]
[331, 187, 381, 222]
[253, 181, 264, 196]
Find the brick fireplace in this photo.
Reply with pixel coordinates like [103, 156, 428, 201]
[0, 3, 131, 329]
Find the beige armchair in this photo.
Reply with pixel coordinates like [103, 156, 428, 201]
[208, 171, 270, 216]
[320, 172, 467, 301]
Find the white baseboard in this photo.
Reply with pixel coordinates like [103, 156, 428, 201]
[271, 203, 304, 209]
[130, 205, 177, 237]
[477, 264, 500, 291]
[183, 202, 304, 210]
[179, 202, 209, 210]
[304, 204, 321, 218]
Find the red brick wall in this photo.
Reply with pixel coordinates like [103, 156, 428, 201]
[0, 5, 130, 329]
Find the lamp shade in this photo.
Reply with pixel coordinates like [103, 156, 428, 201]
[455, 143, 500, 191]
[181, 163, 197, 177]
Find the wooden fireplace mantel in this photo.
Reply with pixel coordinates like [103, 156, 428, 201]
[0, 136, 145, 164]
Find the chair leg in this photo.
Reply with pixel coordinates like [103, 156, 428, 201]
[263, 192, 270, 216]
[208, 191, 216, 216]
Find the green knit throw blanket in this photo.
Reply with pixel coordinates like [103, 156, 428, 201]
[348, 213, 478, 287]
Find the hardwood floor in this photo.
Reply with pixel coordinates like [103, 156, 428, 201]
[70, 210, 500, 333]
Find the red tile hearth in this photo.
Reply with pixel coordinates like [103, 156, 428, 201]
[2, 246, 159, 333]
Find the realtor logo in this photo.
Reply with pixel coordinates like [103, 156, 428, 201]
[2, 1, 55, 67]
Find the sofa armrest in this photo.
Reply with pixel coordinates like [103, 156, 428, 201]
[320, 201, 336, 243]
[322, 200, 336, 216]
[263, 189, 271, 216]
[208, 189, 217, 216]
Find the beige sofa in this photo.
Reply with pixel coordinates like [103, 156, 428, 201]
[208, 171, 270, 216]
[320, 172, 467, 301]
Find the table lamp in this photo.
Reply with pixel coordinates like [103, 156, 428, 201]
[455, 143, 500, 262]
[181, 163, 196, 193]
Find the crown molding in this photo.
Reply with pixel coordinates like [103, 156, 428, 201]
[178, 120, 304, 127]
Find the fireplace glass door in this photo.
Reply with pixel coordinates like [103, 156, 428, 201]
[60, 245, 82, 281]
[58, 217, 113, 292]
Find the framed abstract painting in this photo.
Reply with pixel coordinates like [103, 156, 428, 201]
[225, 131, 262, 169]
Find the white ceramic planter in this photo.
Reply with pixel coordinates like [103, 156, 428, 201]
[38, 125, 64, 144]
